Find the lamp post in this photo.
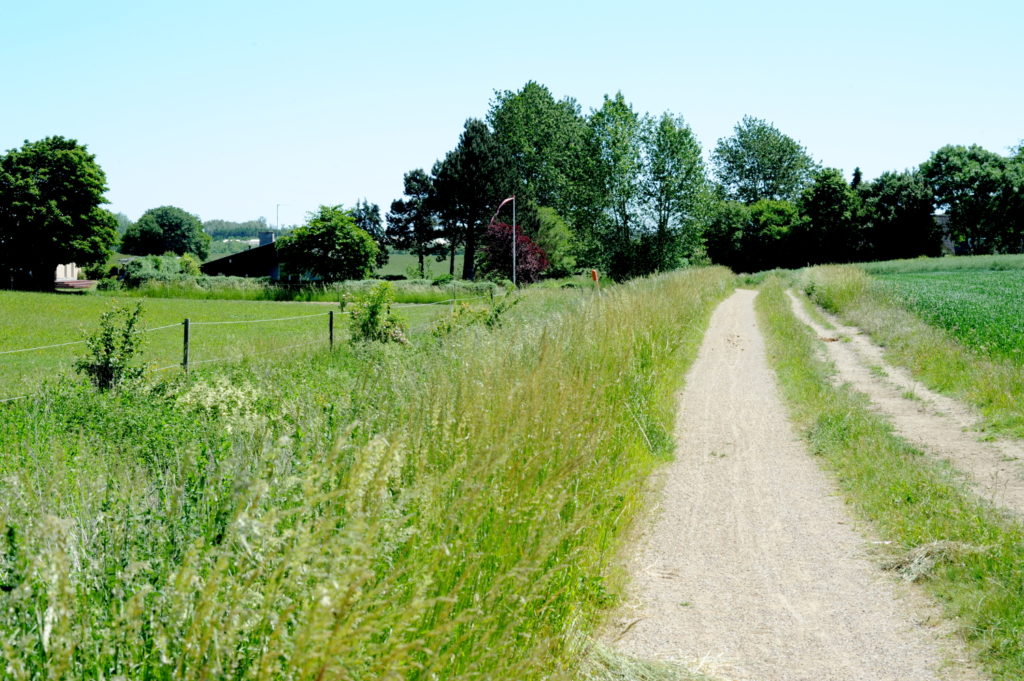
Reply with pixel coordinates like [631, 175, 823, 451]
[490, 196, 516, 286]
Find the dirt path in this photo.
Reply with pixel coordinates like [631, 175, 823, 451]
[609, 289, 975, 681]
[786, 290, 1024, 516]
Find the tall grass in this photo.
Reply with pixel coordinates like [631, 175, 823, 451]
[757, 277, 1024, 679]
[0, 267, 733, 680]
[104, 278, 499, 304]
[859, 253, 1024, 275]
[801, 265, 1024, 438]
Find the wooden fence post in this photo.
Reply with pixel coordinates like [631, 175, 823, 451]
[329, 310, 334, 351]
[182, 318, 190, 373]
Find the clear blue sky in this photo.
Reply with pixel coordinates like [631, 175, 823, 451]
[3, 0, 1020, 227]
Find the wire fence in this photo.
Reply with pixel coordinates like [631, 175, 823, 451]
[1, 296, 488, 403]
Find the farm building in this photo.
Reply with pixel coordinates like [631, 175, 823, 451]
[200, 231, 280, 279]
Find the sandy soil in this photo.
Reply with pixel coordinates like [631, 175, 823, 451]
[787, 290, 1024, 516]
[608, 289, 977, 681]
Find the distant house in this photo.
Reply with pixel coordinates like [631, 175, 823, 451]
[55, 262, 81, 281]
[200, 231, 281, 279]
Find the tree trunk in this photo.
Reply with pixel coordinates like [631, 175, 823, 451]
[449, 240, 456, 276]
[462, 222, 477, 280]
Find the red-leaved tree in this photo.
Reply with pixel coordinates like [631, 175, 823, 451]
[477, 222, 549, 284]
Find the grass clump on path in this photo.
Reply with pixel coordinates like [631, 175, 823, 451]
[801, 264, 1024, 438]
[0, 267, 733, 680]
[757, 276, 1024, 679]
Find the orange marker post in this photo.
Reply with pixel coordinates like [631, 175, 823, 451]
[591, 269, 600, 291]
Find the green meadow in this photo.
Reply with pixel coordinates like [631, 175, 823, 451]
[0, 292, 450, 399]
[0, 268, 734, 680]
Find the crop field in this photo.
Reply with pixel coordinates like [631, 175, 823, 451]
[0, 292, 452, 399]
[872, 269, 1024, 364]
[804, 262, 1024, 438]
[860, 252, 1024, 275]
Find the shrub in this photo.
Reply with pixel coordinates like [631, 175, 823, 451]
[477, 222, 549, 284]
[347, 282, 408, 344]
[74, 303, 145, 390]
[279, 205, 379, 281]
[179, 252, 202, 276]
[430, 293, 520, 338]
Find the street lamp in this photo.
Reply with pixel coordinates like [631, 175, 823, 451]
[490, 196, 516, 286]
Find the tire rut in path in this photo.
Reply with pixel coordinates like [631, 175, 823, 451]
[786, 290, 1024, 517]
[608, 288, 976, 681]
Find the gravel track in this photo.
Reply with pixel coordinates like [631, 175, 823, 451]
[608, 289, 978, 681]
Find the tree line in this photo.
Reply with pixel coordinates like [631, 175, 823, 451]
[384, 85, 1024, 277]
[1, 87, 1022, 289]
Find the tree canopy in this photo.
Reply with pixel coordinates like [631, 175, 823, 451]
[429, 119, 505, 280]
[712, 116, 817, 204]
[0, 136, 118, 289]
[351, 199, 388, 268]
[859, 169, 939, 260]
[278, 205, 379, 281]
[122, 206, 211, 259]
[386, 169, 443, 279]
[922, 145, 1024, 254]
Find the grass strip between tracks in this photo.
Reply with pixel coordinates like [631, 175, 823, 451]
[757, 276, 1024, 681]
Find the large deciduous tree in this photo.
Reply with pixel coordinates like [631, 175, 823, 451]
[278, 205, 378, 281]
[859, 169, 939, 260]
[351, 199, 389, 269]
[795, 168, 863, 264]
[585, 92, 644, 279]
[0, 136, 118, 289]
[641, 112, 709, 272]
[386, 169, 443, 278]
[122, 206, 211, 259]
[488, 81, 589, 217]
[922, 144, 1024, 254]
[712, 116, 817, 204]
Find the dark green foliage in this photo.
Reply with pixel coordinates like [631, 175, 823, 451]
[705, 199, 801, 272]
[586, 92, 644, 278]
[119, 254, 199, 287]
[530, 207, 577, 277]
[712, 116, 817, 204]
[122, 205, 211, 259]
[75, 303, 146, 390]
[640, 112, 709, 272]
[0, 136, 118, 289]
[488, 81, 589, 218]
[430, 119, 507, 280]
[859, 170, 940, 260]
[922, 144, 1024, 254]
[351, 199, 389, 268]
[795, 168, 864, 264]
[346, 282, 408, 343]
[279, 205, 379, 282]
[203, 217, 273, 239]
